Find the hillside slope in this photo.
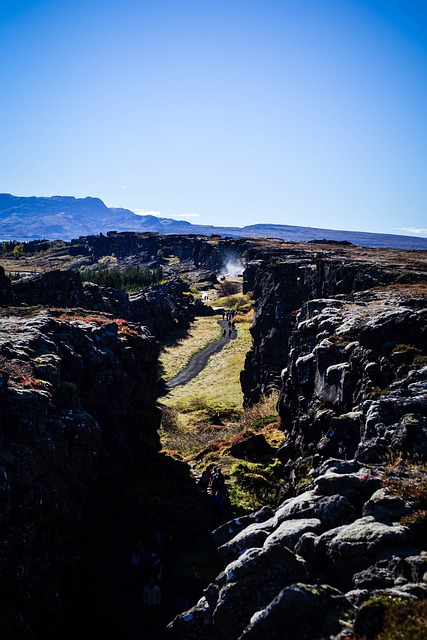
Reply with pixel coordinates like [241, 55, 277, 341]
[1, 193, 427, 249]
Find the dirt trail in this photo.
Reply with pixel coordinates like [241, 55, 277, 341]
[161, 320, 236, 393]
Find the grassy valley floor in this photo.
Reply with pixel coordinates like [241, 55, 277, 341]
[157, 285, 285, 515]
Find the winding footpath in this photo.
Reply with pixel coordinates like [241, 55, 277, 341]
[161, 319, 237, 393]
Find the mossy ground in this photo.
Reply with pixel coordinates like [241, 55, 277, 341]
[158, 286, 285, 514]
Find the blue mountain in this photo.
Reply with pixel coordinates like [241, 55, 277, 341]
[1, 193, 426, 250]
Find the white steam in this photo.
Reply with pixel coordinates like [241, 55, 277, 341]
[219, 254, 244, 277]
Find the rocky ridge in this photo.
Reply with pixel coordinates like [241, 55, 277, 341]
[0, 304, 161, 636]
[0, 262, 215, 637]
[8, 265, 212, 340]
[2, 193, 427, 249]
[0, 235, 426, 639]
[165, 244, 427, 639]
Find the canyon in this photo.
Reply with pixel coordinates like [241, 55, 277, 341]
[0, 232, 426, 639]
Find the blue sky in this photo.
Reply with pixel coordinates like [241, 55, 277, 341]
[1, 0, 426, 236]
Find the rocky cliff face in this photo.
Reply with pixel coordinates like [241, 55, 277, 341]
[69, 231, 256, 280]
[71, 232, 226, 271]
[239, 246, 427, 467]
[10, 267, 211, 340]
[0, 255, 222, 637]
[167, 457, 427, 640]
[278, 291, 426, 468]
[0, 307, 162, 636]
[166, 243, 427, 640]
[240, 247, 422, 404]
[1, 236, 427, 639]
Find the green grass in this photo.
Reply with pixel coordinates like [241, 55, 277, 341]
[157, 293, 285, 514]
[159, 319, 252, 435]
[209, 292, 253, 313]
[158, 316, 254, 459]
[158, 319, 253, 457]
[158, 316, 223, 382]
[228, 458, 283, 511]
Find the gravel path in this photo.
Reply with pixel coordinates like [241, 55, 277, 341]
[161, 319, 237, 394]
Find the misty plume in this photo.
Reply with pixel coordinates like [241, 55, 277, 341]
[219, 253, 244, 277]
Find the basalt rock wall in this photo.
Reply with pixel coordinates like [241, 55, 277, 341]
[10, 269, 209, 340]
[241, 247, 427, 478]
[166, 245, 427, 640]
[0, 255, 219, 638]
[240, 250, 423, 404]
[71, 232, 224, 271]
[71, 231, 256, 276]
[0, 309, 161, 637]
[277, 290, 427, 475]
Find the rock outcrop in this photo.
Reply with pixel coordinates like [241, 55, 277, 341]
[1, 235, 426, 639]
[11, 268, 212, 339]
[0, 307, 164, 636]
[166, 242, 427, 639]
[240, 247, 426, 404]
[278, 293, 427, 470]
[166, 459, 427, 639]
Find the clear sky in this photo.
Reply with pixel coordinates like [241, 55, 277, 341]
[1, 0, 426, 237]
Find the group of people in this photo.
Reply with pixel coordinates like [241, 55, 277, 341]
[221, 309, 236, 323]
[221, 310, 237, 339]
[222, 326, 234, 338]
[127, 466, 231, 635]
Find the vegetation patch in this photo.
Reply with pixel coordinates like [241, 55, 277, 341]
[157, 288, 285, 513]
[158, 316, 223, 382]
[383, 470, 427, 541]
[391, 343, 422, 356]
[375, 598, 427, 640]
[217, 280, 241, 297]
[354, 594, 427, 640]
[80, 264, 164, 293]
[228, 459, 283, 511]
[159, 319, 252, 443]
[211, 293, 253, 313]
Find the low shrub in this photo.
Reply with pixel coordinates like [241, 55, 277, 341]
[383, 473, 427, 538]
[229, 459, 283, 511]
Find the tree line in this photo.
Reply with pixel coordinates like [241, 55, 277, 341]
[79, 265, 164, 292]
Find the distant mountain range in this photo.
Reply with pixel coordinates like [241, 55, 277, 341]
[1, 193, 426, 250]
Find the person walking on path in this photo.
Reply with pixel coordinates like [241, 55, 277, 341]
[198, 467, 212, 495]
[210, 492, 225, 527]
[129, 541, 155, 588]
[211, 467, 226, 496]
[143, 577, 162, 631]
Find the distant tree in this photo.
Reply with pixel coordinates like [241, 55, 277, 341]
[12, 243, 24, 259]
[80, 264, 166, 293]
[0, 241, 14, 254]
[154, 266, 163, 282]
[218, 280, 240, 296]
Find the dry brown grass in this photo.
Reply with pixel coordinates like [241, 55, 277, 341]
[379, 282, 427, 297]
[52, 309, 141, 337]
[158, 339, 284, 460]
[50, 308, 114, 323]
